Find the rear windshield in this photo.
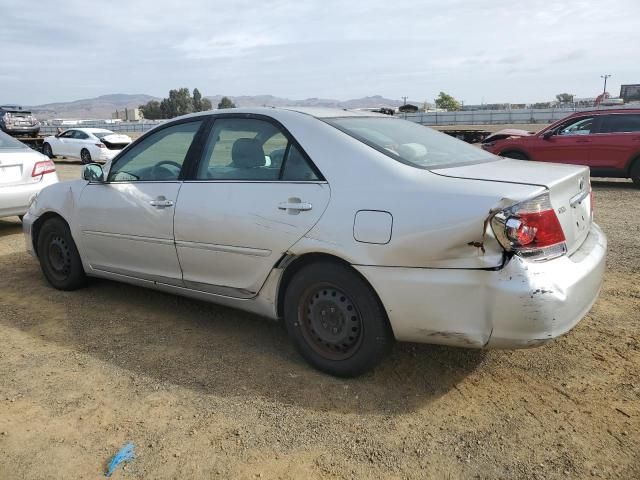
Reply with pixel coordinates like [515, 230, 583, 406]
[0, 130, 29, 150]
[325, 117, 495, 169]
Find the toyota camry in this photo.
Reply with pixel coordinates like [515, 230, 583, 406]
[22, 108, 607, 376]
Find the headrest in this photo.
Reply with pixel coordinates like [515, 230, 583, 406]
[231, 138, 264, 168]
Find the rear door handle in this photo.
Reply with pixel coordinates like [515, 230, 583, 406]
[149, 196, 174, 208]
[278, 198, 312, 214]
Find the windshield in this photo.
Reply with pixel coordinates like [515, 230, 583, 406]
[91, 130, 115, 139]
[326, 117, 496, 169]
[0, 130, 29, 150]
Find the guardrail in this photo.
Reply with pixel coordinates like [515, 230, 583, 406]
[400, 104, 638, 126]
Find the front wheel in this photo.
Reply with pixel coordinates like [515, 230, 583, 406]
[36, 217, 87, 290]
[80, 148, 92, 164]
[283, 262, 393, 377]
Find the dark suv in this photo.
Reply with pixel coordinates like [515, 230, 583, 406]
[0, 105, 41, 136]
[481, 108, 640, 186]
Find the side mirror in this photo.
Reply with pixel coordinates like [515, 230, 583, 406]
[83, 163, 104, 182]
[542, 130, 554, 140]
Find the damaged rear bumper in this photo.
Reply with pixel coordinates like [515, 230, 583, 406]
[355, 223, 607, 349]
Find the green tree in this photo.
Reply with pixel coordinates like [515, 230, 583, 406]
[139, 100, 162, 119]
[160, 88, 194, 118]
[555, 93, 574, 104]
[193, 88, 203, 112]
[217, 96, 236, 109]
[201, 97, 213, 111]
[434, 92, 461, 111]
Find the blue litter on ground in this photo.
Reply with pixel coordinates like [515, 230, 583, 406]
[105, 441, 135, 477]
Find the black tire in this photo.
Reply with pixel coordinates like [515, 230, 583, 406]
[631, 159, 640, 187]
[42, 143, 54, 159]
[80, 148, 92, 164]
[36, 217, 87, 290]
[283, 262, 393, 377]
[501, 151, 529, 160]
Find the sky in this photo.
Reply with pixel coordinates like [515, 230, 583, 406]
[1, 0, 638, 106]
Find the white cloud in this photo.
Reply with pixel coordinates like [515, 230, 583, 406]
[0, 0, 639, 104]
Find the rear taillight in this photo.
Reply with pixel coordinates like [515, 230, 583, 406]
[491, 192, 566, 261]
[32, 160, 56, 177]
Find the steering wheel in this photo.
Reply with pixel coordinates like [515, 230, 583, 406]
[151, 160, 182, 180]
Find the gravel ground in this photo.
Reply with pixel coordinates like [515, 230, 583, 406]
[0, 163, 638, 479]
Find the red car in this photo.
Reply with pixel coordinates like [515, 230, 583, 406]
[481, 108, 640, 186]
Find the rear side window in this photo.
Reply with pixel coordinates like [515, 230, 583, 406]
[600, 114, 640, 133]
[196, 118, 320, 181]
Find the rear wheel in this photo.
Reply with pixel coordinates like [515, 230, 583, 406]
[42, 143, 54, 158]
[283, 262, 393, 377]
[80, 148, 92, 164]
[501, 151, 529, 160]
[36, 217, 87, 290]
[631, 159, 640, 187]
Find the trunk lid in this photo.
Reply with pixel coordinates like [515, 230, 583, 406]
[433, 159, 592, 255]
[0, 150, 44, 186]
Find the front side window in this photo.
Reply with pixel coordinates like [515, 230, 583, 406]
[600, 114, 640, 133]
[195, 118, 319, 181]
[108, 120, 202, 182]
[59, 130, 75, 138]
[326, 116, 495, 169]
[558, 117, 594, 136]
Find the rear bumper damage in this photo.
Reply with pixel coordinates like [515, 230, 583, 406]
[355, 223, 607, 349]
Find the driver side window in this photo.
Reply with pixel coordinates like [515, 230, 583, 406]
[108, 120, 202, 182]
[558, 117, 594, 136]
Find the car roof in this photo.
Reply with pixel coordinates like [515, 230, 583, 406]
[570, 107, 640, 116]
[170, 106, 388, 123]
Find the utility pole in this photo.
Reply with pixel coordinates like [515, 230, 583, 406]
[600, 74, 611, 95]
[402, 96, 407, 105]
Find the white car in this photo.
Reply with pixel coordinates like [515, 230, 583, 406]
[43, 128, 132, 164]
[0, 130, 58, 219]
[23, 108, 606, 376]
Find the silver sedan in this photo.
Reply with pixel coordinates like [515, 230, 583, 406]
[0, 130, 58, 219]
[22, 108, 607, 376]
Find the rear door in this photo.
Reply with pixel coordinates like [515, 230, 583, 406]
[531, 115, 595, 165]
[589, 113, 640, 170]
[77, 119, 205, 284]
[174, 115, 330, 297]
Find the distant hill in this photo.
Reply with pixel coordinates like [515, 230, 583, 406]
[30, 94, 159, 119]
[28, 93, 421, 120]
[205, 94, 418, 109]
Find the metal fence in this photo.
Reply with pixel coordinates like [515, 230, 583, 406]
[39, 121, 164, 135]
[400, 104, 638, 126]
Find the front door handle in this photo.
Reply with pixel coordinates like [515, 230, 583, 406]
[278, 198, 312, 214]
[149, 196, 174, 208]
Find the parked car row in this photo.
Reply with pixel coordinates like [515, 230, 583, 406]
[21, 108, 606, 377]
[481, 108, 640, 185]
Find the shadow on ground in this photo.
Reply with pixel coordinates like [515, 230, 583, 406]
[0, 250, 487, 415]
[0, 218, 22, 238]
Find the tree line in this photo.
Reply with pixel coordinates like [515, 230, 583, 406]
[139, 88, 236, 119]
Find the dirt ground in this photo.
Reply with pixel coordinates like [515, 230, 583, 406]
[0, 163, 638, 479]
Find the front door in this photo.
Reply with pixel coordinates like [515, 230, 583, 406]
[174, 116, 330, 297]
[532, 115, 595, 165]
[77, 119, 205, 284]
